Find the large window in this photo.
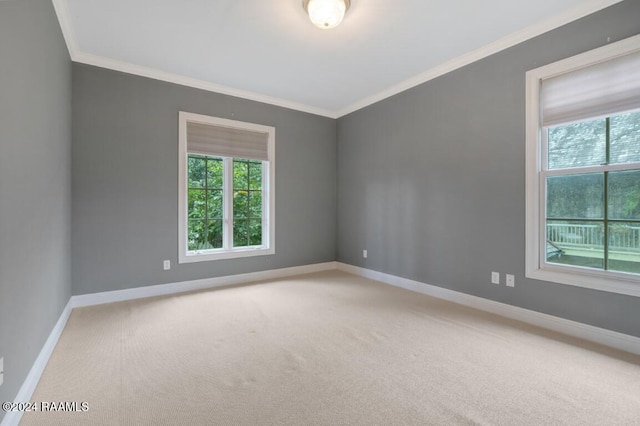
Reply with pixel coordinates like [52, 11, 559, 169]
[526, 35, 640, 296]
[545, 113, 640, 273]
[178, 112, 275, 263]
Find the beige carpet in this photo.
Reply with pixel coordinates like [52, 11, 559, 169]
[21, 270, 640, 425]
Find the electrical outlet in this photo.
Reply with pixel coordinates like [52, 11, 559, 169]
[491, 272, 500, 284]
[506, 274, 515, 287]
[163, 260, 170, 270]
[1, 357, 4, 387]
[363, 249, 367, 258]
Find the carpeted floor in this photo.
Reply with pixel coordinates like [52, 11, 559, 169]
[21, 271, 640, 425]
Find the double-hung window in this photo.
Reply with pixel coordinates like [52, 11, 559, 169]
[526, 35, 640, 296]
[178, 112, 275, 263]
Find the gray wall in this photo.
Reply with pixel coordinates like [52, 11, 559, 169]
[72, 65, 337, 295]
[0, 0, 72, 413]
[337, 0, 640, 337]
[1, 2, 638, 415]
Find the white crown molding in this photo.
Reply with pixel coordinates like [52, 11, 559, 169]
[52, 0, 337, 118]
[51, 0, 335, 118]
[51, 0, 78, 60]
[336, 0, 625, 117]
[52, 0, 623, 119]
[72, 52, 338, 118]
[336, 262, 640, 356]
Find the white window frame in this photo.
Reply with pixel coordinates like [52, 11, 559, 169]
[525, 35, 640, 297]
[178, 111, 275, 263]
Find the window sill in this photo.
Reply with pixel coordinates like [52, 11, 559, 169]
[526, 265, 640, 297]
[178, 247, 275, 264]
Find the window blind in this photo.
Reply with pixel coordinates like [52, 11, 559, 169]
[187, 121, 269, 161]
[541, 49, 640, 127]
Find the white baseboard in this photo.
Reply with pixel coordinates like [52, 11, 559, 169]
[1, 262, 335, 426]
[1, 300, 73, 426]
[4, 260, 637, 426]
[336, 262, 640, 356]
[71, 261, 337, 308]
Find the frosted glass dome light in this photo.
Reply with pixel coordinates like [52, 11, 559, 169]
[303, 0, 351, 30]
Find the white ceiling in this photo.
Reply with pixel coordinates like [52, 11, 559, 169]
[53, 0, 622, 118]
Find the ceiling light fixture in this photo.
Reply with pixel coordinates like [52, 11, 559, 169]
[303, 0, 351, 30]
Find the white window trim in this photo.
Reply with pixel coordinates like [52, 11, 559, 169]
[178, 111, 275, 263]
[525, 35, 640, 297]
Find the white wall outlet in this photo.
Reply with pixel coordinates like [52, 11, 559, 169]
[491, 272, 500, 284]
[1, 357, 4, 387]
[163, 260, 170, 270]
[506, 274, 515, 287]
[363, 249, 367, 258]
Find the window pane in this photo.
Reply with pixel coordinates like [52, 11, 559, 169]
[608, 222, 640, 274]
[249, 161, 262, 190]
[546, 220, 604, 270]
[547, 118, 606, 169]
[249, 220, 262, 246]
[188, 189, 206, 219]
[233, 190, 249, 218]
[233, 160, 249, 190]
[188, 156, 206, 188]
[207, 190, 223, 219]
[608, 170, 640, 220]
[206, 158, 224, 189]
[234, 219, 249, 247]
[207, 220, 223, 249]
[249, 191, 262, 217]
[546, 173, 604, 219]
[610, 110, 640, 165]
[188, 220, 207, 251]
